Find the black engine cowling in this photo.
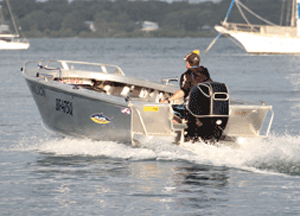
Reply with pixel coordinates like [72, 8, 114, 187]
[185, 82, 229, 142]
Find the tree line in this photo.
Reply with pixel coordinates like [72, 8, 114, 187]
[1, 0, 285, 38]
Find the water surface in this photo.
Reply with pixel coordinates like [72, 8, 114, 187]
[1, 38, 300, 215]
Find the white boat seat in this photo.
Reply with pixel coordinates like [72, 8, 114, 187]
[121, 86, 131, 97]
[103, 85, 112, 95]
[148, 90, 161, 103]
[139, 88, 148, 98]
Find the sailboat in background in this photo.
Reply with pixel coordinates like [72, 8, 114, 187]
[0, 0, 29, 50]
[214, 0, 300, 54]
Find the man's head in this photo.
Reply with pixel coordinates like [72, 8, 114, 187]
[184, 50, 200, 68]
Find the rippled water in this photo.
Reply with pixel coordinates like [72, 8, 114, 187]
[1, 38, 300, 215]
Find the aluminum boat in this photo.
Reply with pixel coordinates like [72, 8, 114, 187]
[21, 60, 274, 145]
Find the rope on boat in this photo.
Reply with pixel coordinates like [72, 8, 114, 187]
[235, 0, 278, 26]
[223, 0, 236, 23]
[235, 0, 252, 27]
[204, 0, 235, 54]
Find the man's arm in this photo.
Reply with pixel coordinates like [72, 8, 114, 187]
[160, 89, 185, 103]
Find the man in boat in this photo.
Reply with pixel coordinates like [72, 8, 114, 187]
[160, 50, 212, 123]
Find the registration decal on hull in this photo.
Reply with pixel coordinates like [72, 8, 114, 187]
[56, 98, 73, 116]
[90, 113, 114, 126]
[30, 83, 45, 97]
[235, 111, 250, 116]
[143, 106, 159, 112]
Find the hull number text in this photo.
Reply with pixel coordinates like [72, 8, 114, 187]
[56, 98, 73, 116]
[30, 83, 45, 97]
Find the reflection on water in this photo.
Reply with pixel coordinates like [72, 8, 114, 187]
[33, 154, 231, 211]
[174, 164, 229, 210]
[175, 164, 229, 188]
[35, 154, 129, 177]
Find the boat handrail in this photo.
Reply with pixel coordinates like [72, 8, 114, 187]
[21, 60, 62, 80]
[222, 21, 260, 32]
[45, 60, 125, 76]
[161, 77, 178, 85]
[21, 60, 43, 74]
[263, 108, 274, 138]
[222, 22, 297, 35]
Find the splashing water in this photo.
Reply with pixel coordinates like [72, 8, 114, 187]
[4, 133, 300, 177]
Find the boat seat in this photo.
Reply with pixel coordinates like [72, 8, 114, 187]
[103, 85, 112, 95]
[120, 85, 134, 97]
[121, 86, 130, 97]
[147, 90, 161, 103]
[139, 88, 148, 98]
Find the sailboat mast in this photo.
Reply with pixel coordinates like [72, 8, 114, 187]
[297, 0, 300, 36]
[291, 0, 295, 26]
[0, 6, 5, 25]
[6, 0, 19, 36]
[0, 6, 2, 23]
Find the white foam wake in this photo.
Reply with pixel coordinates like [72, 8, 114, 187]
[6, 133, 300, 176]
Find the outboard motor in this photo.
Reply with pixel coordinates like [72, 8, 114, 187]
[185, 82, 229, 142]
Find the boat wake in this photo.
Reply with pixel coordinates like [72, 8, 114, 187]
[8, 133, 300, 176]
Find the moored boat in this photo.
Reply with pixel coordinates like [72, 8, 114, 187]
[0, 0, 30, 50]
[214, 0, 300, 54]
[21, 60, 274, 145]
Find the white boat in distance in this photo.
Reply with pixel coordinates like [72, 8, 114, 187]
[0, 0, 29, 50]
[215, 0, 300, 54]
[21, 60, 274, 145]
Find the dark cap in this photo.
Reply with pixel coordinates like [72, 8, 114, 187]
[185, 50, 200, 66]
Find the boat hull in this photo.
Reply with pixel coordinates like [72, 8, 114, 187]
[215, 26, 300, 54]
[25, 78, 132, 143]
[0, 39, 30, 50]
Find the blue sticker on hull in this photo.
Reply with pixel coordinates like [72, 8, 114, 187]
[90, 113, 114, 127]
